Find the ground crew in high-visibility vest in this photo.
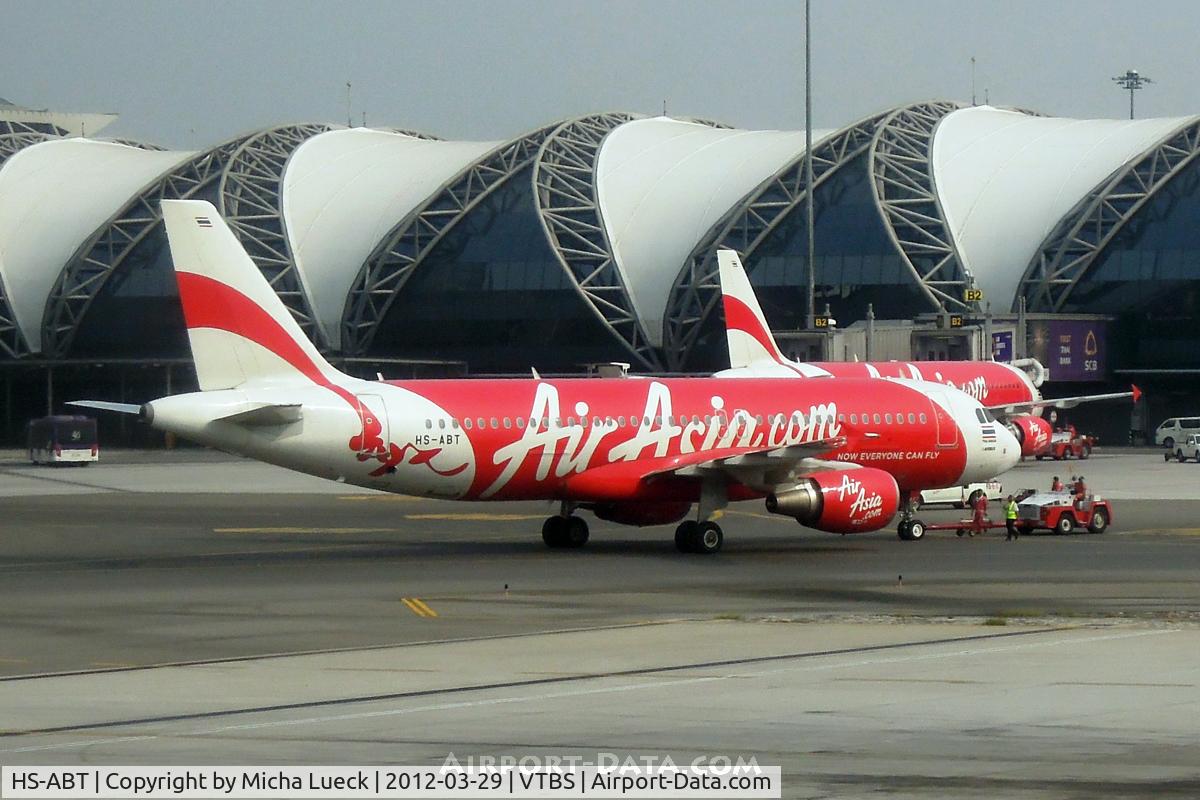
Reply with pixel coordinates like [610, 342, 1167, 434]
[1004, 495, 1019, 540]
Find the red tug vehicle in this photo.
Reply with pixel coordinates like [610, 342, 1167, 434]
[923, 479, 1113, 538]
[1034, 423, 1097, 461]
[1014, 490, 1112, 535]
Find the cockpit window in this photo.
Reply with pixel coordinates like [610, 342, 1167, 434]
[976, 408, 998, 424]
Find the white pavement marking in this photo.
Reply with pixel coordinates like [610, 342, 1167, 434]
[0, 627, 1178, 754]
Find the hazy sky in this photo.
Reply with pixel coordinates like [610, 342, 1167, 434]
[5, 0, 1200, 149]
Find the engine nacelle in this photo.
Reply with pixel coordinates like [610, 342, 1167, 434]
[1008, 414, 1053, 457]
[592, 501, 691, 527]
[765, 468, 899, 533]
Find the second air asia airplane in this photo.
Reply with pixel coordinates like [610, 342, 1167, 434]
[714, 250, 1139, 458]
[74, 201, 1020, 554]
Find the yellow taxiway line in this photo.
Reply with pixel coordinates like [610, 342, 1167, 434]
[400, 597, 438, 618]
[402, 513, 545, 522]
[213, 527, 396, 534]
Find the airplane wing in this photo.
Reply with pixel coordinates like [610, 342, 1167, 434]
[987, 385, 1141, 417]
[638, 437, 855, 496]
[656, 437, 847, 478]
[67, 400, 143, 415]
[563, 437, 851, 500]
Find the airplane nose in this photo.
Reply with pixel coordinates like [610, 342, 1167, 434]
[998, 423, 1021, 472]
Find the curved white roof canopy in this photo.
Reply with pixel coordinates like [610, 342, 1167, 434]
[282, 128, 498, 349]
[596, 117, 835, 346]
[932, 105, 1194, 308]
[0, 139, 192, 352]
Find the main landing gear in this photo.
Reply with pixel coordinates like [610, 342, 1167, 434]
[896, 492, 926, 542]
[674, 520, 724, 554]
[674, 477, 727, 554]
[542, 506, 589, 549]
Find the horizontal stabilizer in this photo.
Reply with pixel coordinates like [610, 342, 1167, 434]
[215, 403, 303, 426]
[67, 400, 143, 415]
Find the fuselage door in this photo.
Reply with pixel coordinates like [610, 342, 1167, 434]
[930, 396, 959, 449]
[354, 393, 390, 459]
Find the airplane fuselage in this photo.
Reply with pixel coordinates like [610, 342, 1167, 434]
[146, 375, 1014, 505]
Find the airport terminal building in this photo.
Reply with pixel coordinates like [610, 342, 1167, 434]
[2, 98, 1198, 442]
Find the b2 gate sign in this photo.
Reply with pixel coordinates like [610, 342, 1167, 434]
[1030, 320, 1107, 381]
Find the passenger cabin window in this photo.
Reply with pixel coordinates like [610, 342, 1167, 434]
[885, 414, 893, 424]
[908, 413, 915, 424]
[425, 419, 432, 429]
[919, 413, 928, 424]
[464, 418, 473, 430]
[490, 417, 499, 429]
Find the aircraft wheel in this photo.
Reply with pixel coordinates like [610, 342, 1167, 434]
[907, 520, 927, 541]
[897, 520, 913, 541]
[542, 516, 568, 548]
[693, 521, 723, 554]
[674, 521, 699, 553]
[564, 516, 589, 548]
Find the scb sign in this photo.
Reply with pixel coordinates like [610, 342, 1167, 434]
[1029, 320, 1107, 381]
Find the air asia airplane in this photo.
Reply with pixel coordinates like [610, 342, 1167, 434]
[714, 250, 1139, 458]
[73, 201, 1019, 555]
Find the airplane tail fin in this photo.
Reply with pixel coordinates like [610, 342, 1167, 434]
[161, 199, 343, 392]
[716, 249, 786, 368]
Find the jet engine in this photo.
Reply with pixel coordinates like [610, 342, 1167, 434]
[765, 468, 899, 533]
[1007, 414, 1053, 457]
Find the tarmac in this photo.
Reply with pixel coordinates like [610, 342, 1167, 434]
[1, 447, 1198, 797]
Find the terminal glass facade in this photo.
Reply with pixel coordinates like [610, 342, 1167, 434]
[67, 185, 225, 358]
[751, 153, 932, 322]
[683, 153, 934, 369]
[1064, 159, 1200, 369]
[368, 166, 621, 372]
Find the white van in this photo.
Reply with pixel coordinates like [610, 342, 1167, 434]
[917, 480, 1004, 509]
[1154, 417, 1200, 448]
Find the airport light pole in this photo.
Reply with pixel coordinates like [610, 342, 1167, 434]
[1112, 69, 1152, 120]
[804, 0, 815, 332]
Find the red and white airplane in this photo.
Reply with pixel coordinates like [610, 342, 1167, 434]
[714, 250, 1139, 459]
[73, 201, 1019, 554]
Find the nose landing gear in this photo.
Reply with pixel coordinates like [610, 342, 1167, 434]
[896, 493, 926, 541]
